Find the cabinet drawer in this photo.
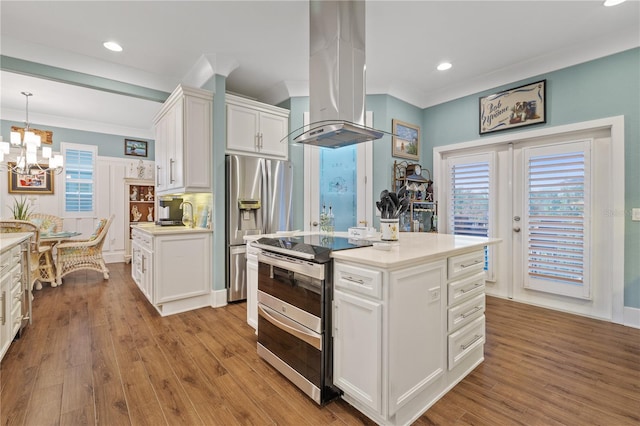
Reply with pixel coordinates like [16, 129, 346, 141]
[10, 245, 22, 262]
[132, 230, 152, 250]
[448, 250, 484, 280]
[448, 315, 485, 370]
[10, 263, 21, 286]
[334, 262, 382, 299]
[448, 271, 485, 306]
[448, 293, 484, 332]
[1, 245, 20, 270]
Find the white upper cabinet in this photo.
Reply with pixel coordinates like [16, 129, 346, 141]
[153, 85, 213, 195]
[226, 94, 289, 160]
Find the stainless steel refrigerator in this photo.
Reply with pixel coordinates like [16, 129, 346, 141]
[226, 154, 293, 302]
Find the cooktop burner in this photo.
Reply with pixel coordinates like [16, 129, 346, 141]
[252, 235, 373, 263]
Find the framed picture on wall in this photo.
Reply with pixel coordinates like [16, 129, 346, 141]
[8, 163, 54, 194]
[392, 119, 420, 161]
[124, 139, 148, 157]
[10, 126, 53, 145]
[479, 80, 546, 134]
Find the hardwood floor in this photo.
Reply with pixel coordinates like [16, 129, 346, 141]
[1, 263, 638, 425]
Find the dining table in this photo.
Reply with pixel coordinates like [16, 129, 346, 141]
[38, 231, 82, 288]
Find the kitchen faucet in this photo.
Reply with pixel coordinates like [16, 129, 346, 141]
[180, 201, 195, 228]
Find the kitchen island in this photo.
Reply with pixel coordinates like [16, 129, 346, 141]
[130, 224, 213, 316]
[247, 231, 500, 425]
[0, 233, 31, 362]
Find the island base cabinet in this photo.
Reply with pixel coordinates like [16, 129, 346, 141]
[155, 234, 211, 304]
[334, 257, 487, 426]
[131, 228, 212, 316]
[333, 288, 382, 414]
[387, 262, 446, 416]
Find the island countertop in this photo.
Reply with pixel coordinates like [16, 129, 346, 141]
[246, 231, 500, 270]
[331, 232, 500, 270]
[0, 232, 31, 252]
[130, 223, 212, 236]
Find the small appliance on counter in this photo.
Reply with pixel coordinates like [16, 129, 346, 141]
[156, 197, 185, 226]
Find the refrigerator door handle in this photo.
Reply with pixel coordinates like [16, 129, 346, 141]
[262, 159, 270, 234]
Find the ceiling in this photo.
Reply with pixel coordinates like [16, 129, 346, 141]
[1, 1, 638, 140]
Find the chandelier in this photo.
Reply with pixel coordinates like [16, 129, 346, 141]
[0, 92, 64, 175]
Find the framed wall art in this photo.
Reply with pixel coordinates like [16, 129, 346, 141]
[392, 119, 420, 161]
[8, 163, 54, 194]
[124, 139, 148, 157]
[479, 80, 546, 134]
[10, 126, 53, 144]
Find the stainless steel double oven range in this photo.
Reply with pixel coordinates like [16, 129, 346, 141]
[251, 235, 372, 405]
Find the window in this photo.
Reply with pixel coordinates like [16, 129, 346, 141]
[523, 140, 591, 299]
[62, 143, 96, 216]
[447, 152, 496, 280]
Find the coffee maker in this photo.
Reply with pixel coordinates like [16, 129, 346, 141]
[157, 197, 184, 226]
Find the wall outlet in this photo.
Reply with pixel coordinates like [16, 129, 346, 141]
[429, 287, 440, 303]
[633, 208, 640, 222]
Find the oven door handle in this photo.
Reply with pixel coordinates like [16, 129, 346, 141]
[258, 304, 322, 350]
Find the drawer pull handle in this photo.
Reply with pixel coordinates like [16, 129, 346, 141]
[460, 259, 482, 269]
[0, 291, 5, 326]
[343, 275, 365, 285]
[460, 283, 482, 294]
[461, 334, 483, 350]
[461, 306, 482, 318]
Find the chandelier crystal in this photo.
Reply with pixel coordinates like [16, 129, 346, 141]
[0, 92, 64, 175]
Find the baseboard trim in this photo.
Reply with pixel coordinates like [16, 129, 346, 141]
[623, 306, 640, 329]
[211, 288, 228, 308]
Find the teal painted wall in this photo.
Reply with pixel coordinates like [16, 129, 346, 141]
[423, 48, 640, 308]
[0, 120, 155, 160]
[203, 75, 226, 292]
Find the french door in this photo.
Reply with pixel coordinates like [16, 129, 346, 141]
[519, 140, 592, 299]
[440, 124, 617, 320]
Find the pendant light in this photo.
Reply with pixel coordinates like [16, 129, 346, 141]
[0, 92, 63, 175]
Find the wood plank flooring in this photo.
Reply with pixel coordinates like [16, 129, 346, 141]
[1, 262, 639, 425]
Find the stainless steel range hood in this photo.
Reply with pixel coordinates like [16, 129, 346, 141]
[294, 0, 383, 149]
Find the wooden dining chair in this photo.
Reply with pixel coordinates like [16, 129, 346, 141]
[54, 215, 114, 285]
[0, 220, 52, 291]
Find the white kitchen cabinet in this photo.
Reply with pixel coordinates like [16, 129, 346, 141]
[153, 84, 213, 195]
[124, 178, 155, 263]
[131, 226, 212, 316]
[0, 257, 15, 360]
[446, 250, 486, 372]
[333, 287, 383, 413]
[333, 260, 446, 422]
[226, 94, 289, 159]
[0, 237, 29, 362]
[246, 244, 260, 331]
[131, 231, 153, 302]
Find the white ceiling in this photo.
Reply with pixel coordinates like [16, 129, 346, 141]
[1, 1, 638, 140]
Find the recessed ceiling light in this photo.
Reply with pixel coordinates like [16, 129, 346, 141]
[103, 41, 123, 52]
[603, 0, 626, 6]
[437, 62, 452, 71]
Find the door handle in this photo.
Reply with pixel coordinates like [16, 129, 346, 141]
[513, 226, 521, 232]
[312, 221, 318, 227]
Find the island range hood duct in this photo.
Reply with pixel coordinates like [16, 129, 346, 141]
[294, 0, 383, 149]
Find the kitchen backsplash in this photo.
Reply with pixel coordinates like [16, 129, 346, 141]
[177, 193, 213, 229]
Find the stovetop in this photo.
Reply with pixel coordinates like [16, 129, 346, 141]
[252, 235, 374, 263]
